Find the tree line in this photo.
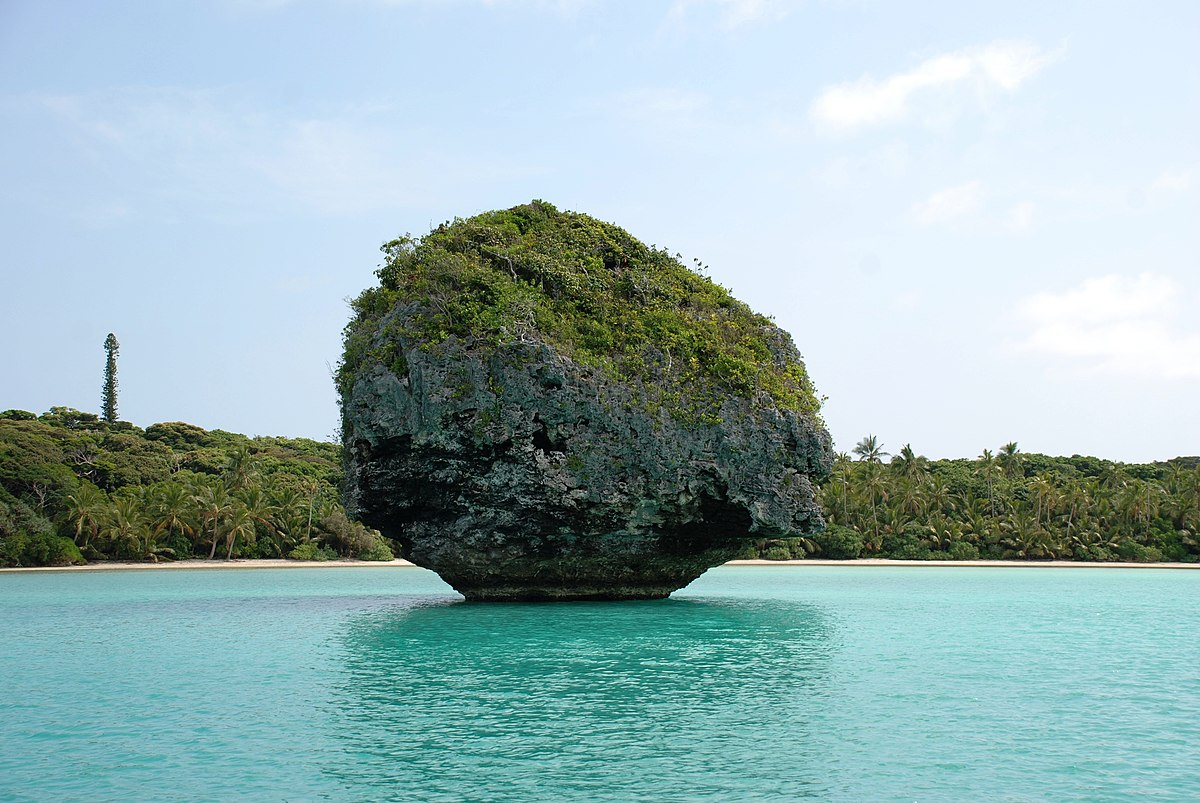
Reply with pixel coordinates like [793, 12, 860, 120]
[748, 436, 1199, 562]
[4, 409, 1198, 566]
[0, 408, 392, 567]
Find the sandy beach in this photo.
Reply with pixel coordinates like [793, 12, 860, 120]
[726, 559, 1200, 569]
[3, 557, 1197, 573]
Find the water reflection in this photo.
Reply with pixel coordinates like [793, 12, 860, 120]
[323, 597, 836, 801]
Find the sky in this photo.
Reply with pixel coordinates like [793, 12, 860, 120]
[1, 0, 1197, 462]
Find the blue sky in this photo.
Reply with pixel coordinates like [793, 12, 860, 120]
[1, 0, 1196, 461]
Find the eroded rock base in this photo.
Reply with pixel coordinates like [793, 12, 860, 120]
[454, 585, 676, 602]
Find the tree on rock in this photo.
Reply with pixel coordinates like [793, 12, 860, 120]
[101, 333, 120, 423]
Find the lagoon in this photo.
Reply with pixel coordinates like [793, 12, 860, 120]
[1, 565, 1197, 801]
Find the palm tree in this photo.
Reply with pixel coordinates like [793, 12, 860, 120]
[1163, 465, 1200, 533]
[223, 504, 256, 560]
[922, 519, 957, 552]
[100, 495, 149, 559]
[895, 476, 927, 517]
[237, 485, 279, 555]
[891, 444, 929, 480]
[829, 452, 854, 525]
[221, 444, 258, 492]
[862, 462, 890, 552]
[268, 484, 306, 550]
[975, 449, 1001, 517]
[150, 482, 196, 555]
[853, 435, 888, 464]
[1030, 473, 1059, 528]
[1059, 482, 1092, 536]
[194, 480, 233, 560]
[300, 479, 323, 544]
[1116, 479, 1163, 537]
[998, 441, 1023, 479]
[999, 509, 1057, 559]
[64, 481, 107, 551]
[1068, 527, 1121, 561]
[925, 481, 955, 518]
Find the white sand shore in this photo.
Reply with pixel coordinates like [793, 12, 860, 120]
[0, 558, 418, 573]
[3, 557, 1197, 573]
[727, 559, 1200, 569]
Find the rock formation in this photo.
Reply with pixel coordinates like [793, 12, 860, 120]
[339, 201, 832, 600]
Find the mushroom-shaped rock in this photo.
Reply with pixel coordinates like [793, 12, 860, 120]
[339, 201, 832, 600]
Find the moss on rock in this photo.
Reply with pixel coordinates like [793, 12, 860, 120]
[339, 200, 823, 427]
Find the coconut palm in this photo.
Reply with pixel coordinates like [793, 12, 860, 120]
[1116, 479, 1163, 536]
[852, 435, 888, 464]
[1068, 526, 1121, 561]
[268, 484, 306, 548]
[194, 480, 234, 560]
[891, 444, 929, 480]
[894, 476, 927, 517]
[861, 462, 890, 551]
[975, 449, 1001, 516]
[998, 441, 1023, 479]
[1029, 473, 1059, 528]
[236, 485, 279, 555]
[223, 504, 256, 560]
[150, 482, 196, 554]
[999, 509, 1057, 559]
[64, 481, 107, 551]
[221, 444, 258, 492]
[100, 495, 149, 559]
[834, 453, 854, 523]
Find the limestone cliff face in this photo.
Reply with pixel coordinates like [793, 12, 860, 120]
[339, 201, 832, 600]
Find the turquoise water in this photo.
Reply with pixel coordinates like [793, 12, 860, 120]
[1, 566, 1198, 801]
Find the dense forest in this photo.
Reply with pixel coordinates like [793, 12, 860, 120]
[2, 409, 1197, 567]
[751, 437, 1200, 563]
[0, 407, 393, 567]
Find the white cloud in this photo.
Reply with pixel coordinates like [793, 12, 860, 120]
[810, 40, 1057, 133]
[911, 181, 983, 225]
[1148, 168, 1192, 197]
[1015, 273, 1200, 379]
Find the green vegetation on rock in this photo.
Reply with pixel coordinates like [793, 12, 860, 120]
[340, 200, 822, 425]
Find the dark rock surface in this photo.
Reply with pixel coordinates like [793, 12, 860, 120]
[340, 202, 832, 600]
[342, 327, 831, 602]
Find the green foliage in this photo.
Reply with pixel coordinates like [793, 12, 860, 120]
[340, 201, 823, 424]
[0, 409, 372, 566]
[760, 439, 1200, 564]
[288, 542, 339, 561]
[102, 333, 120, 423]
[0, 487, 84, 566]
[810, 525, 864, 559]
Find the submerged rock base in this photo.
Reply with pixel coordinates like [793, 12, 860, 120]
[411, 528, 749, 601]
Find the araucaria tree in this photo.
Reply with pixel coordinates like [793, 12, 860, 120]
[101, 333, 120, 423]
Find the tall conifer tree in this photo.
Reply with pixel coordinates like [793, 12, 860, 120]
[101, 333, 120, 422]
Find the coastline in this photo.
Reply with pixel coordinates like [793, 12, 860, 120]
[3, 557, 1198, 573]
[726, 559, 1200, 569]
[0, 558, 418, 573]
